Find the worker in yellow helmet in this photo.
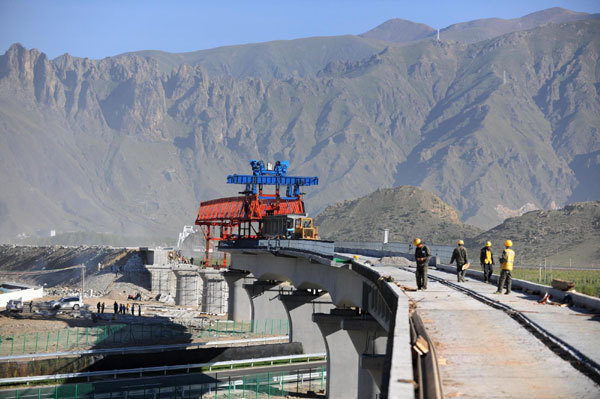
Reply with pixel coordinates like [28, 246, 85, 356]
[414, 238, 431, 290]
[479, 241, 494, 283]
[495, 240, 515, 294]
[450, 239, 468, 282]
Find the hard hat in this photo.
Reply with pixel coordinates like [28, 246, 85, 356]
[414, 238, 421, 246]
[458, 240, 464, 245]
[485, 241, 492, 247]
[505, 240, 513, 247]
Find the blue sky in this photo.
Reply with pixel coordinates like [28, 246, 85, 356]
[1, 0, 598, 59]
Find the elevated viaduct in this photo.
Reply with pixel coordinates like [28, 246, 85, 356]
[221, 240, 423, 399]
[220, 239, 600, 399]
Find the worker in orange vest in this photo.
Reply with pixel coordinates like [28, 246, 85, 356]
[495, 240, 515, 294]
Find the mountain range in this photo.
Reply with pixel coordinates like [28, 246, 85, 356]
[316, 186, 599, 266]
[315, 186, 483, 243]
[0, 7, 598, 241]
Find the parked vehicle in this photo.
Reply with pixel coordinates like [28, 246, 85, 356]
[50, 296, 83, 311]
[6, 299, 23, 312]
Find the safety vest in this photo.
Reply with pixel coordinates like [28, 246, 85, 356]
[501, 248, 515, 271]
[484, 249, 492, 265]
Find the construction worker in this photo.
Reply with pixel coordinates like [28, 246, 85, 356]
[414, 238, 431, 290]
[450, 240, 469, 282]
[480, 241, 494, 283]
[496, 240, 515, 294]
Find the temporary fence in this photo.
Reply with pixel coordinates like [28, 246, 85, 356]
[0, 324, 186, 357]
[0, 366, 326, 399]
[0, 319, 289, 357]
[199, 319, 289, 339]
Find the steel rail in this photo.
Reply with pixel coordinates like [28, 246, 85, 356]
[417, 268, 600, 385]
[0, 352, 326, 385]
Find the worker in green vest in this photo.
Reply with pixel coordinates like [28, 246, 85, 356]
[495, 240, 515, 294]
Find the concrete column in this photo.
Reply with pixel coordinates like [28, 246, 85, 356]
[223, 270, 254, 321]
[313, 310, 387, 399]
[280, 290, 334, 353]
[145, 265, 172, 297]
[174, 271, 200, 306]
[200, 269, 228, 314]
[342, 317, 388, 392]
[244, 281, 293, 328]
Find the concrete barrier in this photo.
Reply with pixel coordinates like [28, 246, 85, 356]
[335, 246, 437, 266]
[434, 264, 600, 312]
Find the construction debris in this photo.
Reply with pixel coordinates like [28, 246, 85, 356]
[538, 292, 570, 307]
[378, 256, 415, 266]
[538, 292, 551, 304]
[551, 279, 575, 291]
[413, 335, 429, 355]
[395, 282, 418, 291]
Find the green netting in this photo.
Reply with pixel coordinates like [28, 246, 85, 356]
[3, 367, 326, 399]
[0, 323, 188, 356]
[198, 319, 289, 338]
[0, 320, 289, 356]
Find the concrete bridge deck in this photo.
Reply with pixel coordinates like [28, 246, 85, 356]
[375, 263, 600, 399]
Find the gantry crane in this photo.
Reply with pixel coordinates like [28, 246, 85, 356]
[194, 160, 318, 267]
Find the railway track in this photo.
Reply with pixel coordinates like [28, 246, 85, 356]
[405, 267, 600, 386]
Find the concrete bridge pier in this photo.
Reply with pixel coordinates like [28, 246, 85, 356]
[280, 290, 334, 353]
[173, 270, 201, 306]
[146, 265, 173, 297]
[243, 281, 293, 328]
[313, 309, 385, 399]
[200, 269, 228, 314]
[223, 269, 254, 321]
[343, 317, 388, 391]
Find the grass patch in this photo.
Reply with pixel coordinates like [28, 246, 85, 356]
[508, 268, 600, 298]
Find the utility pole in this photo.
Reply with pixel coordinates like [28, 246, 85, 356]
[80, 265, 85, 299]
[503, 70, 506, 84]
[437, 29, 440, 41]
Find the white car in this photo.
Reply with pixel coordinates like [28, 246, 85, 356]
[6, 299, 23, 312]
[50, 296, 84, 311]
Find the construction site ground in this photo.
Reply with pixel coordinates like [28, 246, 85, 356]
[375, 263, 600, 399]
[0, 294, 275, 350]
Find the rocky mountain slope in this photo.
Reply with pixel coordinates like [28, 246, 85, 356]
[132, 8, 598, 79]
[466, 201, 600, 267]
[0, 13, 599, 241]
[316, 186, 599, 267]
[315, 186, 482, 244]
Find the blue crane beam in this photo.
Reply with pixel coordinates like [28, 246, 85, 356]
[226, 175, 318, 186]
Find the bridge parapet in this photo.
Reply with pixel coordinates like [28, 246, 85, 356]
[220, 240, 414, 399]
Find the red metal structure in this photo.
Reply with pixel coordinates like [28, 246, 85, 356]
[194, 160, 318, 267]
